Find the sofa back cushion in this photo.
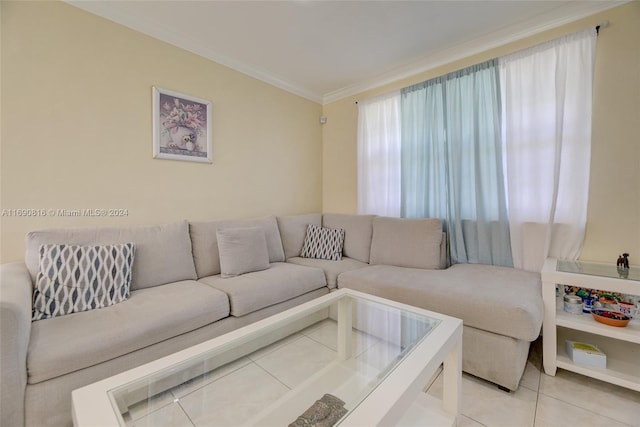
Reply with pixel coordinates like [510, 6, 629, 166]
[322, 213, 375, 263]
[25, 221, 196, 291]
[369, 217, 443, 269]
[190, 216, 285, 278]
[276, 214, 322, 259]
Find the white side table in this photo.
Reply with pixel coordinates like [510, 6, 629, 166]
[541, 258, 640, 391]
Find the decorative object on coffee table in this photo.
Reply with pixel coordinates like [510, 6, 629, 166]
[152, 86, 213, 163]
[288, 394, 347, 427]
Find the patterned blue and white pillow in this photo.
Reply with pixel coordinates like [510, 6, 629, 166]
[300, 224, 345, 261]
[32, 243, 135, 321]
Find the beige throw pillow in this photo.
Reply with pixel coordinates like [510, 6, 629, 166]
[217, 227, 270, 278]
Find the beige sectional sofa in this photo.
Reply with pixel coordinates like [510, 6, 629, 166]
[0, 213, 543, 427]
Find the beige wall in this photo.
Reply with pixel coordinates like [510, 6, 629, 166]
[2, 2, 638, 265]
[322, 2, 640, 264]
[0, 1, 323, 262]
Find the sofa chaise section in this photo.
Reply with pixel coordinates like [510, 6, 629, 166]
[338, 263, 543, 390]
[336, 216, 543, 391]
[338, 264, 542, 343]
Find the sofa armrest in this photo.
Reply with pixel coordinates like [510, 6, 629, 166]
[1, 262, 33, 427]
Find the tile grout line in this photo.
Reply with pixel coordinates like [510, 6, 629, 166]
[531, 368, 542, 426]
[247, 334, 305, 362]
[252, 358, 294, 391]
[176, 400, 198, 427]
[536, 392, 635, 427]
[170, 358, 253, 400]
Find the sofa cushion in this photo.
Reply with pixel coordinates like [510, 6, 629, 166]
[32, 243, 135, 321]
[287, 256, 368, 290]
[322, 214, 375, 263]
[27, 280, 229, 384]
[25, 221, 196, 291]
[369, 217, 442, 269]
[277, 214, 322, 259]
[300, 224, 345, 261]
[199, 262, 326, 317]
[217, 227, 270, 278]
[338, 263, 543, 341]
[190, 216, 285, 278]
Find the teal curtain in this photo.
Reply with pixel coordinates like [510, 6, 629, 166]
[401, 59, 512, 267]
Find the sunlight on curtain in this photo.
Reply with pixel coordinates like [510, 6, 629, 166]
[500, 28, 597, 272]
[401, 60, 512, 266]
[357, 91, 401, 216]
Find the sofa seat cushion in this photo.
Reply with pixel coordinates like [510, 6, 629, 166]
[338, 263, 542, 341]
[287, 256, 368, 290]
[199, 262, 326, 317]
[27, 280, 229, 384]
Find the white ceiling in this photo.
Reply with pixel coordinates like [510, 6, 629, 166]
[67, 1, 623, 104]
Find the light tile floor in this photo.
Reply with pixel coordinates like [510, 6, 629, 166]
[426, 337, 640, 427]
[126, 320, 640, 427]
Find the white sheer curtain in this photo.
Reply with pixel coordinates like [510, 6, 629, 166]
[357, 91, 401, 216]
[500, 28, 597, 272]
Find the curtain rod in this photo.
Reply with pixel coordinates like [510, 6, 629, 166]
[355, 21, 609, 105]
[596, 20, 609, 35]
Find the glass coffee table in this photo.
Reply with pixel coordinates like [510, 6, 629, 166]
[72, 289, 462, 426]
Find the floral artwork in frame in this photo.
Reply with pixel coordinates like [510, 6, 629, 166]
[152, 87, 212, 163]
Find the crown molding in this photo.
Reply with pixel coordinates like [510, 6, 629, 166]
[322, 1, 627, 105]
[64, 1, 324, 104]
[65, 1, 626, 107]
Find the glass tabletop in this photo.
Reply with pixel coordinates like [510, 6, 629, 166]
[557, 259, 640, 282]
[107, 293, 441, 427]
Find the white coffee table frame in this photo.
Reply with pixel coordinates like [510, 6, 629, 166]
[72, 288, 462, 426]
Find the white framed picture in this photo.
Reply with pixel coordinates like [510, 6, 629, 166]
[152, 86, 212, 163]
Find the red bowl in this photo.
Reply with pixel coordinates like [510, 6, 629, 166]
[591, 309, 631, 327]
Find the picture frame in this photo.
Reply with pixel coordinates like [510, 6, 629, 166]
[152, 86, 212, 163]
